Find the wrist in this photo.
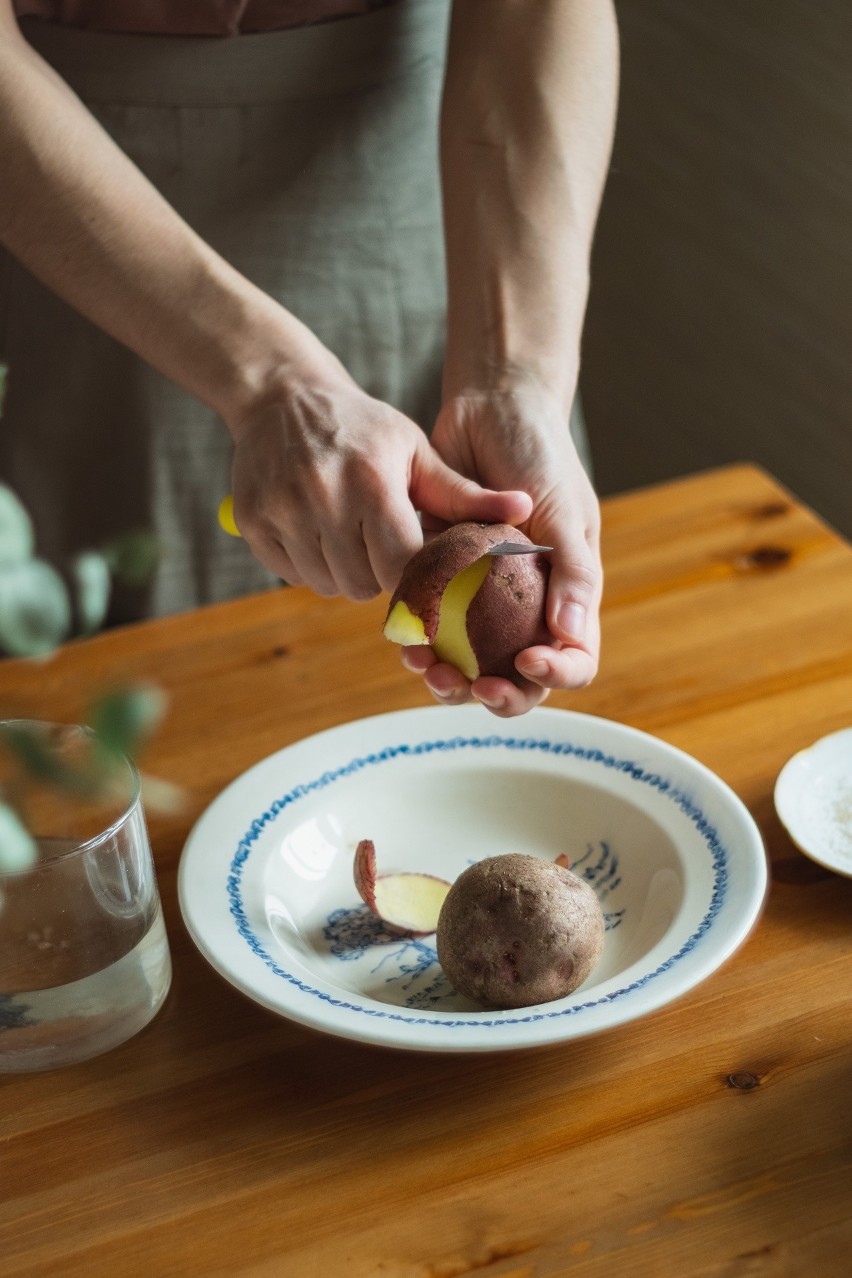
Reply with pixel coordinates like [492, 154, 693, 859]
[442, 268, 587, 413]
[199, 283, 337, 435]
[442, 356, 580, 417]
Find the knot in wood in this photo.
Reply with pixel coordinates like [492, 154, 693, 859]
[726, 1071, 760, 1090]
[733, 545, 792, 572]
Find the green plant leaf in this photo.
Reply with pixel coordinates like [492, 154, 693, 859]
[139, 772, 185, 815]
[71, 551, 112, 634]
[0, 799, 38, 872]
[88, 684, 168, 760]
[0, 721, 76, 787]
[0, 559, 71, 656]
[0, 483, 35, 567]
[102, 530, 160, 587]
[0, 721, 122, 799]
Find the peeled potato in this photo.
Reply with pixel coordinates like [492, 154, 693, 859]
[383, 523, 552, 686]
[436, 853, 605, 1009]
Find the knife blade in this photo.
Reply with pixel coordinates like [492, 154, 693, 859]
[487, 541, 553, 556]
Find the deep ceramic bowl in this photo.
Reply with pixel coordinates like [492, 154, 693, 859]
[179, 705, 767, 1052]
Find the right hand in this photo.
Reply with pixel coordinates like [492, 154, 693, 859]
[226, 364, 533, 600]
[400, 382, 602, 717]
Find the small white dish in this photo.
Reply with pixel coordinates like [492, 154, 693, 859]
[178, 705, 767, 1053]
[774, 728, 852, 877]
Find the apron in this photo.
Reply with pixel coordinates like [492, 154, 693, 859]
[1, 0, 589, 623]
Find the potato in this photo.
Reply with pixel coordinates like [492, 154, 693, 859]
[383, 522, 552, 686]
[436, 853, 605, 1009]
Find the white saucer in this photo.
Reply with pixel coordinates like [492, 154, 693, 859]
[774, 728, 852, 877]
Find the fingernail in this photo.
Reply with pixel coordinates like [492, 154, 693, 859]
[557, 601, 587, 643]
[476, 694, 506, 710]
[516, 658, 548, 679]
[429, 686, 455, 701]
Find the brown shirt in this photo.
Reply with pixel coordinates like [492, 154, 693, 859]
[13, 1, 397, 36]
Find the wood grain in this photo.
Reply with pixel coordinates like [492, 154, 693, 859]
[2, 465, 851, 1278]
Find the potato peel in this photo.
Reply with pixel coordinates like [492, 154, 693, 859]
[353, 838, 380, 912]
[354, 839, 451, 935]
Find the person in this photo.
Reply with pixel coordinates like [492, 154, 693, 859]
[0, 0, 619, 718]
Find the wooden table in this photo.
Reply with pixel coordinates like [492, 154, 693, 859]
[2, 464, 851, 1277]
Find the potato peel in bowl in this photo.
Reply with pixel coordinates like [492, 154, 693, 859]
[354, 839, 451, 934]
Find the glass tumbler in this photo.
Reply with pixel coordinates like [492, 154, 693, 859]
[0, 721, 172, 1072]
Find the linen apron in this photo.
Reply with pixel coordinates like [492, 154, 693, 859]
[0, 0, 589, 623]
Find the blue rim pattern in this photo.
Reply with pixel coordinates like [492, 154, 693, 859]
[226, 734, 729, 1029]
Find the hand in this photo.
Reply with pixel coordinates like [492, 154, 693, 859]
[226, 363, 532, 599]
[401, 384, 602, 716]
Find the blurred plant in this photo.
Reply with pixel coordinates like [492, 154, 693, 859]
[0, 362, 172, 873]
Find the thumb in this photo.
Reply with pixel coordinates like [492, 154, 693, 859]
[411, 441, 533, 528]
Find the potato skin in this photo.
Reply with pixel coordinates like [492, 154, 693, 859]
[386, 522, 551, 686]
[465, 553, 551, 684]
[436, 853, 605, 1010]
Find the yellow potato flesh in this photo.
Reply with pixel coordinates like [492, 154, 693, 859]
[433, 555, 491, 681]
[384, 600, 428, 646]
[373, 873, 451, 933]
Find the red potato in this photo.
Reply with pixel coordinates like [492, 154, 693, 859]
[436, 853, 605, 1009]
[383, 522, 552, 687]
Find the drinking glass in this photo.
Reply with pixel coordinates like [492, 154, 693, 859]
[0, 721, 172, 1072]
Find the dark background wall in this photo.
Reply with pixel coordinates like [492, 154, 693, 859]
[580, 0, 852, 538]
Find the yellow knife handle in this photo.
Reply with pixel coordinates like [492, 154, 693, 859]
[218, 495, 241, 537]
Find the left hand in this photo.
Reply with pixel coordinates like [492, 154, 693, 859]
[400, 385, 602, 717]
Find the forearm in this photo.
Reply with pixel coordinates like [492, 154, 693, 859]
[0, 10, 330, 428]
[440, 0, 618, 406]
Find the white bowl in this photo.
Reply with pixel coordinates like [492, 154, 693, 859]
[178, 706, 767, 1053]
[774, 727, 852, 877]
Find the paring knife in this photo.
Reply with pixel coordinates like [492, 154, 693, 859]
[217, 498, 550, 553]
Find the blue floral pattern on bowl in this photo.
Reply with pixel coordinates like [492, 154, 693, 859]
[225, 733, 729, 1028]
